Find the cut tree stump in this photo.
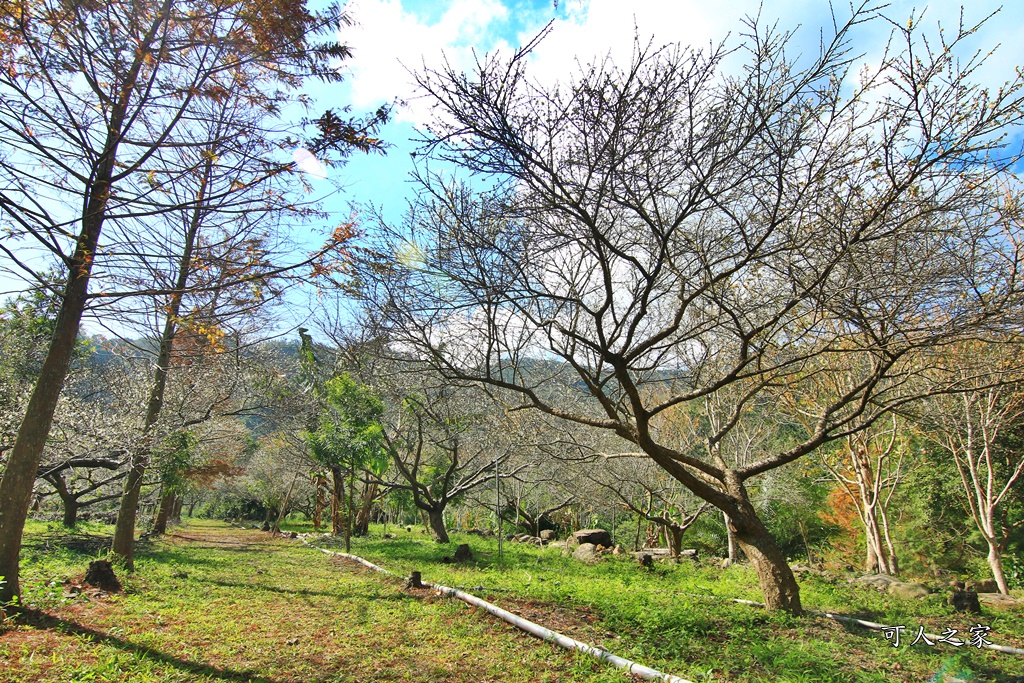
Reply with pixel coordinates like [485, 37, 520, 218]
[84, 560, 122, 593]
[453, 544, 472, 563]
[949, 589, 981, 614]
[406, 571, 425, 589]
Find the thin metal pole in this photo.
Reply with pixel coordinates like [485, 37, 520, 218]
[495, 452, 502, 559]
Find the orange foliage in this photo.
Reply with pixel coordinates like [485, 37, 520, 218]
[820, 481, 862, 568]
[184, 459, 243, 488]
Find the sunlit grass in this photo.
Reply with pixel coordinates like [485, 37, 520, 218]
[3, 517, 1022, 682]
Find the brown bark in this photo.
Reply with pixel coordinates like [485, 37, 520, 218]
[353, 481, 378, 536]
[152, 489, 176, 536]
[427, 507, 450, 543]
[330, 467, 344, 535]
[725, 474, 802, 613]
[44, 473, 79, 528]
[0, 143, 116, 604]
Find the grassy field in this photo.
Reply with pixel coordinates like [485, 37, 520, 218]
[1, 519, 1022, 682]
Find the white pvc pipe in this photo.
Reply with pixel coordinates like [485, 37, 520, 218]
[301, 534, 1024, 662]
[299, 535, 694, 682]
[731, 599, 1024, 657]
[431, 582, 695, 683]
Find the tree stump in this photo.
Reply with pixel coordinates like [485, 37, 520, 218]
[406, 571, 425, 589]
[638, 553, 654, 569]
[453, 544, 472, 563]
[84, 560, 121, 593]
[948, 589, 981, 614]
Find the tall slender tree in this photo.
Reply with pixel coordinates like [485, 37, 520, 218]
[0, 0, 385, 602]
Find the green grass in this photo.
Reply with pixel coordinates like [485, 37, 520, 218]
[2, 518, 1022, 682]
[306, 523, 1024, 683]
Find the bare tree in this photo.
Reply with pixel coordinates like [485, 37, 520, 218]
[375, 369, 517, 543]
[360, 7, 1024, 611]
[912, 342, 1024, 595]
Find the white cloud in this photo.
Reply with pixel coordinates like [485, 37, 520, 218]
[339, 0, 1024, 131]
[342, 0, 511, 122]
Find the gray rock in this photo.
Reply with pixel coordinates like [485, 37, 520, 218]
[887, 582, 930, 599]
[854, 574, 899, 591]
[977, 592, 1019, 610]
[572, 542, 601, 563]
[967, 579, 998, 593]
[572, 529, 612, 548]
[539, 530, 556, 542]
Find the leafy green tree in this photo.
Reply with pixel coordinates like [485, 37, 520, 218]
[306, 373, 387, 551]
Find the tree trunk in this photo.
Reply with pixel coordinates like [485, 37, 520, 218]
[45, 473, 79, 529]
[152, 489, 175, 535]
[109, 154, 211, 569]
[0, 210, 105, 603]
[986, 538, 1010, 595]
[110, 458, 146, 568]
[725, 475, 802, 614]
[427, 507, 449, 543]
[668, 526, 683, 559]
[353, 481, 377, 536]
[171, 496, 183, 522]
[724, 511, 739, 564]
[330, 467, 344, 535]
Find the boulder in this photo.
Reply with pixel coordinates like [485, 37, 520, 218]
[887, 582, 930, 600]
[572, 542, 601, 563]
[967, 579, 999, 593]
[539, 530, 557, 542]
[677, 549, 698, 562]
[572, 529, 612, 548]
[977, 592, 1020, 610]
[949, 589, 982, 614]
[854, 574, 899, 591]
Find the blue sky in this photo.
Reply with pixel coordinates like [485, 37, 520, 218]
[306, 0, 1024, 228]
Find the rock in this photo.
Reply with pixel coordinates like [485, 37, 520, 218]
[539, 530, 557, 542]
[466, 528, 491, 537]
[949, 579, 966, 591]
[977, 592, 1020, 610]
[572, 529, 612, 548]
[611, 544, 623, 555]
[383, 533, 395, 539]
[288, 531, 298, 539]
[854, 574, 899, 591]
[967, 579, 998, 593]
[887, 582, 930, 599]
[638, 553, 654, 569]
[677, 549, 698, 562]
[572, 542, 601, 563]
[948, 589, 982, 614]
[405, 525, 412, 532]
[84, 560, 121, 593]
[453, 544, 473, 563]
